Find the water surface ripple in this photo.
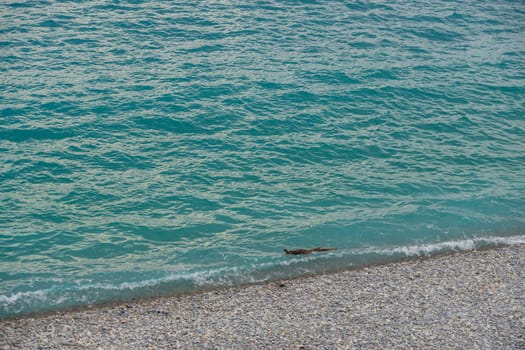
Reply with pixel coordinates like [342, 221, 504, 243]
[1, 0, 524, 317]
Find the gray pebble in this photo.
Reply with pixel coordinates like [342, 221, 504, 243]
[0, 245, 524, 349]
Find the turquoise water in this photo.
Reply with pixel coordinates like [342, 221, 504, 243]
[1, 0, 524, 318]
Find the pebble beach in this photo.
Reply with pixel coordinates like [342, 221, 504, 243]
[1, 244, 524, 349]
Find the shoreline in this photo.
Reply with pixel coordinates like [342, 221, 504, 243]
[2, 239, 520, 322]
[1, 244, 524, 349]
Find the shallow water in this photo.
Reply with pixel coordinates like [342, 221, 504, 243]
[1, 0, 524, 317]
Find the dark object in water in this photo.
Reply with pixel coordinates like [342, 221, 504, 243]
[284, 247, 337, 255]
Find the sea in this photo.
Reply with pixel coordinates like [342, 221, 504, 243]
[1, 0, 524, 318]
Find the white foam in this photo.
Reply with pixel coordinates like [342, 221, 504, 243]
[73, 265, 238, 292]
[361, 235, 525, 257]
[0, 290, 47, 305]
[2, 234, 523, 317]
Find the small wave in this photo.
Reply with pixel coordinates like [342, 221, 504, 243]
[0, 266, 251, 317]
[75, 266, 238, 292]
[1, 234, 523, 318]
[361, 235, 525, 257]
[0, 290, 47, 306]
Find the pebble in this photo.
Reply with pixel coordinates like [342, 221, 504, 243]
[0, 245, 524, 349]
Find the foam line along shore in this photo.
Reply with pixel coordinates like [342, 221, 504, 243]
[1, 244, 523, 349]
[1, 235, 523, 319]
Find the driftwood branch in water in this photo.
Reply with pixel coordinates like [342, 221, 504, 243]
[283, 247, 337, 255]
